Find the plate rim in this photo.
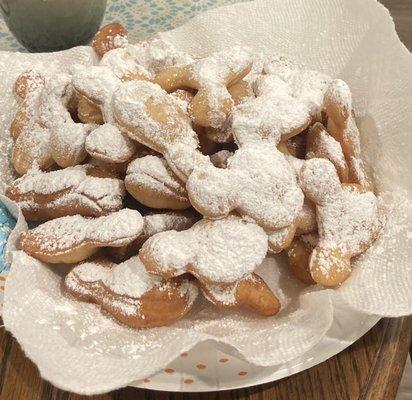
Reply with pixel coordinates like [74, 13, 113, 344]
[129, 312, 380, 392]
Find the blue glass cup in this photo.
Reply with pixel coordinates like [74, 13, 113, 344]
[0, 0, 107, 52]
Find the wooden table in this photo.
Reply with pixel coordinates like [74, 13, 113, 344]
[0, 1, 411, 399]
[0, 317, 411, 400]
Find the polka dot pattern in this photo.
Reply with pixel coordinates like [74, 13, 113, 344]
[137, 345, 256, 391]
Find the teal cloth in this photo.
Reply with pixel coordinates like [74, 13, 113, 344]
[0, 203, 16, 272]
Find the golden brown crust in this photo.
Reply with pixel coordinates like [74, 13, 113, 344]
[20, 210, 144, 264]
[92, 23, 128, 58]
[287, 237, 316, 285]
[13, 71, 45, 101]
[77, 93, 104, 124]
[154, 53, 252, 129]
[6, 166, 125, 221]
[64, 258, 197, 328]
[201, 273, 280, 316]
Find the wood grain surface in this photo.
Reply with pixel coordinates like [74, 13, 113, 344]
[0, 1, 411, 399]
[0, 317, 411, 400]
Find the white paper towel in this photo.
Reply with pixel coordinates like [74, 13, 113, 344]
[1, 0, 411, 394]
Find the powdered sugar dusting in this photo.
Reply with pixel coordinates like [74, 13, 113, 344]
[73, 257, 162, 298]
[85, 123, 135, 163]
[264, 56, 330, 119]
[187, 142, 304, 230]
[8, 165, 124, 216]
[22, 209, 143, 253]
[101, 38, 193, 80]
[300, 158, 382, 258]
[189, 46, 252, 128]
[141, 215, 268, 283]
[326, 79, 352, 110]
[142, 211, 198, 238]
[113, 81, 197, 152]
[306, 124, 347, 171]
[210, 150, 233, 168]
[202, 282, 237, 305]
[126, 155, 187, 201]
[71, 65, 120, 107]
[232, 74, 310, 145]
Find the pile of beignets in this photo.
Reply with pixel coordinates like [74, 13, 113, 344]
[5, 23, 383, 328]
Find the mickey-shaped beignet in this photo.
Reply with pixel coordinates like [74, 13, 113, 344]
[298, 158, 382, 286]
[20, 209, 144, 264]
[324, 79, 374, 191]
[113, 80, 208, 180]
[12, 71, 92, 174]
[186, 141, 304, 232]
[201, 273, 280, 316]
[263, 56, 330, 120]
[140, 215, 268, 284]
[154, 46, 252, 129]
[125, 155, 190, 210]
[232, 74, 311, 146]
[108, 210, 199, 262]
[7, 165, 124, 221]
[64, 256, 198, 328]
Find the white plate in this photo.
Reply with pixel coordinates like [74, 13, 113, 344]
[131, 298, 379, 392]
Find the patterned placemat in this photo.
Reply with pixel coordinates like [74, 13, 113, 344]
[0, 0, 235, 299]
[0, 0, 237, 51]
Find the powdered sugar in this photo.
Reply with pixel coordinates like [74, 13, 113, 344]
[232, 74, 310, 145]
[100, 48, 152, 80]
[264, 57, 330, 119]
[141, 215, 268, 283]
[101, 38, 193, 81]
[113, 81, 197, 152]
[188, 46, 252, 128]
[13, 123, 53, 172]
[21, 209, 144, 253]
[300, 158, 382, 258]
[318, 187, 382, 256]
[210, 150, 233, 168]
[126, 155, 188, 202]
[85, 123, 135, 163]
[112, 34, 128, 49]
[50, 122, 96, 167]
[191, 46, 251, 88]
[326, 79, 352, 110]
[187, 142, 304, 230]
[73, 257, 163, 298]
[202, 282, 237, 305]
[306, 123, 347, 172]
[8, 165, 124, 216]
[142, 211, 198, 239]
[71, 65, 120, 108]
[37, 73, 73, 128]
[325, 79, 361, 157]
